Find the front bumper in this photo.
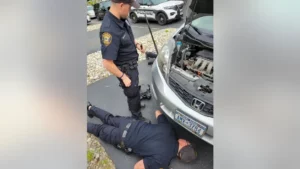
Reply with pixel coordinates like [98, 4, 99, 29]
[88, 13, 96, 18]
[151, 59, 213, 145]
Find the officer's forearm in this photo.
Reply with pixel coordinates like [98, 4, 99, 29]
[102, 59, 123, 78]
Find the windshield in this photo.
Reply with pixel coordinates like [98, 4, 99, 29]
[100, 1, 111, 8]
[183, 0, 213, 23]
[149, 0, 168, 5]
[191, 16, 213, 33]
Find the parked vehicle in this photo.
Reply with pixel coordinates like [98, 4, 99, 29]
[151, 0, 214, 144]
[130, 0, 184, 25]
[97, 0, 111, 20]
[87, 5, 96, 19]
[87, 15, 91, 24]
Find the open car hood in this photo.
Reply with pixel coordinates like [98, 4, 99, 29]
[183, 0, 213, 24]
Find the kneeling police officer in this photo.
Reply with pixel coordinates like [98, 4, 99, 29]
[100, 0, 147, 121]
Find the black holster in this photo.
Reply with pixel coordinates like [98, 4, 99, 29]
[117, 60, 138, 71]
[117, 60, 138, 88]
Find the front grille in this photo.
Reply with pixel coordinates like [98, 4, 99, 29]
[169, 77, 213, 117]
[178, 4, 184, 9]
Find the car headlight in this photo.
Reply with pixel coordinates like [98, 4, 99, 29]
[164, 6, 176, 10]
[157, 45, 171, 77]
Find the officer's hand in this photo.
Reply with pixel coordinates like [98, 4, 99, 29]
[122, 74, 131, 87]
[137, 43, 146, 54]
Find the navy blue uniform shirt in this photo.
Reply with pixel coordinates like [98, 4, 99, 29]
[124, 115, 179, 169]
[100, 11, 139, 66]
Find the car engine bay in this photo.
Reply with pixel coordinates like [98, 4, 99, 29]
[168, 34, 214, 116]
[175, 43, 213, 83]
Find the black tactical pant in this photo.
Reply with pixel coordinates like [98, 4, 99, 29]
[87, 106, 135, 145]
[117, 67, 142, 119]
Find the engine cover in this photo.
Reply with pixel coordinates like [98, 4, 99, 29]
[183, 49, 213, 81]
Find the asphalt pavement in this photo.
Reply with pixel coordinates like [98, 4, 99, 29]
[87, 18, 184, 54]
[87, 60, 213, 169]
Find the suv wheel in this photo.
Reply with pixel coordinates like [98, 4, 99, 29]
[130, 12, 138, 23]
[157, 13, 167, 25]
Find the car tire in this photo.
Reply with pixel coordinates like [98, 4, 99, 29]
[130, 12, 138, 23]
[157, 13, 167, 25]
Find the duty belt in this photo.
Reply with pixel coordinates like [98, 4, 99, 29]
[118, 119, 136, 153]
[116, 60, 138, 71]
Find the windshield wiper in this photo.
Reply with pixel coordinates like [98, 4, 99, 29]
[190, 25, 202, 35]
[190, 25, 214, 39]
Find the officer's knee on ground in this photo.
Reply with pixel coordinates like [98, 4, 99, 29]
[155, 110, 162, 119]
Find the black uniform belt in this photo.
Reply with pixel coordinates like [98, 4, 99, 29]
[119, 120, 135, 151]
[116, 60, 138, 71]
[121, 122, 132, 141]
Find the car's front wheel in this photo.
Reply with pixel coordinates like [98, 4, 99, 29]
[157, 13, 167, 25]
[130, 12, 138, 23]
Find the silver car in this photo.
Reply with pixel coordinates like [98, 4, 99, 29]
[151, 0, 213, 145]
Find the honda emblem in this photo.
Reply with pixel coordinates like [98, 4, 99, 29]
[191, 98, 205, 111]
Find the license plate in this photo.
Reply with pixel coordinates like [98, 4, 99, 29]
[174, 110, 207, 137]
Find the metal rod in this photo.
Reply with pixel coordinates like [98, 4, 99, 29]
[144, 13, 159, 54]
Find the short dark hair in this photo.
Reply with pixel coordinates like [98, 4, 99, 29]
[111, 0, 140, 8]
[112, 0, 132, 3]
[178, 145, 197, 163]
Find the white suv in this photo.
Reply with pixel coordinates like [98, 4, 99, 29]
[130, 0, 184, 25]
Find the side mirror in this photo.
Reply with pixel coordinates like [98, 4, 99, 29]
[147, 2, 152, 6]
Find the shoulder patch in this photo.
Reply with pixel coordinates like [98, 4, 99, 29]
[102, 32, 112, 46]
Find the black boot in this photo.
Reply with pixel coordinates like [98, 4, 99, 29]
[139, 84, 152, 101]
[87, 102, 95, 118]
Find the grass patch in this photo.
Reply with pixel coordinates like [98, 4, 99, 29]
[101, 158, 109, 165]
[87, 150, 94, 163]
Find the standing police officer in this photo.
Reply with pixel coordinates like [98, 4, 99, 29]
[100, 0, 147, 121]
